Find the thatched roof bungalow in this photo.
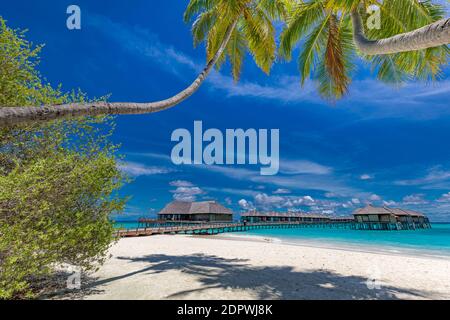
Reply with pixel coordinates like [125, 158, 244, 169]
[387, 208, 428, 224]
[241, 211, 330, 223]
[353, 205, 430, 229]
[158, 200, 233, 222]
[353, 205, 397, 223]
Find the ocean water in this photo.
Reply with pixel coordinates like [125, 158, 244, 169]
[113, 221, 450, 256]
[114, 221, 144, 229]
[113, 221, 193, 229]
[241, 223, 450, 256]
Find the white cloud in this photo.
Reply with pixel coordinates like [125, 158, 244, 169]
[238, 199, 255, 211]
[437, 192, 450, 203]
[87, 15, 201, 79]
[402, 194, 428, 205]
[127, 151, 365, 201]
[247, 193, 319, 211]
[118, 161, 172, 177]
[279, 159, 332, 175]
[254, 193, 288, 209]
[204, 187, 259, 197]
[88, 14, 450, 121]
[207, 73, 321, 103]
[369, 194, 381, 201]
[273, 188, 291, 194]
[395, 166, 450, 189]
[360, 174, 373, 180]
[184, 159, 354, 195]
[169, 180, 194, 187]
[342, 201, 354, 209]
[383, 200, 397, 206]
[341, 79, 450, 120]
[171, 186, 205, 202]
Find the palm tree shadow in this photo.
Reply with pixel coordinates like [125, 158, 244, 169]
[87, 253, 433, 300]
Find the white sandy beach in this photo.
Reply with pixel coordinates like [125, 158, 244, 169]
[75, 235, 450, 300]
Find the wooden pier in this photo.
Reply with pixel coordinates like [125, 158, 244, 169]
[115, 218, 432, 238]
[115, 221, 357, 238]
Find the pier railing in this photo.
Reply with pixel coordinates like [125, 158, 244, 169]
[114, 219, 432, 238]
[114, 221, 356, 238]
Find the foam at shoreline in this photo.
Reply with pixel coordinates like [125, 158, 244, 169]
[214, 233, 450, 260]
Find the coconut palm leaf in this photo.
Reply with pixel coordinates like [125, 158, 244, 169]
[227, 26, 247, 81]
[191, 10, 217, 47]
[363, 0, 448, 82]
[184, 0, 216, 23]
[280, 0, 326, 60]
[242, 6, 276, 74]
[297, 14, 330, 86]
[280, 0, 449, 100]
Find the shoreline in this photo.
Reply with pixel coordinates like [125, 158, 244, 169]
[211, 233, 450, 260]
[60, 234, 450, 300]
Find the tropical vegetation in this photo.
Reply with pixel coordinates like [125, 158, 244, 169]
[0, 17, 125, 299]
[0, 0, 447, 126]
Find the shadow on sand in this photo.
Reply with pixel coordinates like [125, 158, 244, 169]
[81, 253, 432, 300]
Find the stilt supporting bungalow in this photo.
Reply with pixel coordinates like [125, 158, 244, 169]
[353, 205, 431, 230]
[157, 200, 233, 223]
[119, 203, 431, 238]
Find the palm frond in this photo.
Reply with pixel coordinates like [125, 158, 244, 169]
[241, 6, 276, 74]
[315, 15, 355, 100]
[370, 55, 410, 84]
[363, 0, 448, 82]
[184, 0, 216, 22]
[191, 10, 217, 47]
[206, 17, 229, 64]
[324, 15, 349, 98]
[297, 14, 330, 85]
[279, 0, 326, 60]
[325, 0, 361, 11]
[256, 0, 288, 20]
[227, 26, 247, 81]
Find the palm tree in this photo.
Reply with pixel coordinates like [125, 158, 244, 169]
[0, 0, 285, 127]
[351, 2, 449, 55]
[279, 0, 449, 99]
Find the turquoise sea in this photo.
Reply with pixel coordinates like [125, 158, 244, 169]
[113, 221, 450, 256]
[241, 223, 450, 256]
[114, 221, 150, 229]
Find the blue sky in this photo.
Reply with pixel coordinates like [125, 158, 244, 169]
[2, 1, 450, 221]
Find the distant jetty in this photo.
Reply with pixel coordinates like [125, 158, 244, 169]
[117, 203, 431, 237]
[241, 205, 431, 231]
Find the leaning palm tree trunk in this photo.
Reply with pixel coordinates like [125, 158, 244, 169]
[351, 10, 450, 55]
[0, 20, 239, 128]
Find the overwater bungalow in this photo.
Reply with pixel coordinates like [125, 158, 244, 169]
[353, 205, 397, 227]
[353, 205, 431, 230]
[241, 211, 331, 224]
[240, 206, 431, 231]
[158, 200, 233, 222]
[387, 208, 430, 229]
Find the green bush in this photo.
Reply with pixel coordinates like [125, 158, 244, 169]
[0, 17, 126, 299]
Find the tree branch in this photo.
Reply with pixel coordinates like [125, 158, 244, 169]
[351, 9, 450, 55]
[0, 19, 239, 128]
